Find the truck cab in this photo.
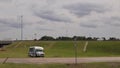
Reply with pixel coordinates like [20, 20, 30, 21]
[28, 46, 45, 57]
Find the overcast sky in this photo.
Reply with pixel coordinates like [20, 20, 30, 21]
[0, 0, 120, 40]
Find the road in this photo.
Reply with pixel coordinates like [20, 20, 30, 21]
[0, 57, 120, 64]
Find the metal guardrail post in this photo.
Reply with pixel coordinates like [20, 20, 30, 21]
[74, 38, 77, 65]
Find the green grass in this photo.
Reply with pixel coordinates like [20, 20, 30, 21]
[0, 62, 120, 68]
[0, 41, 120, 58]
[85, 41, 120, 57]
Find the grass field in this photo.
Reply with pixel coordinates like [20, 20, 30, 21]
[0, 41, 120, 58]
[0, 62, 120, 68]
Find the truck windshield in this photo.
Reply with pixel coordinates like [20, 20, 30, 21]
[36, 49, 43, 52]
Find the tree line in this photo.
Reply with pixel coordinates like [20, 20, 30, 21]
[34, 36, 120, 41]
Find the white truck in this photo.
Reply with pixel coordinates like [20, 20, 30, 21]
[28, 46, 45, 57]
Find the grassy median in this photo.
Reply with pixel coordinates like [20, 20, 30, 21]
[0, 41, 120, 58]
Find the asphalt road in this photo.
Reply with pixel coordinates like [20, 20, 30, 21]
[0, 57, 120, 64]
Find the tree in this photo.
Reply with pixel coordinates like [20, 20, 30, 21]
[72, 36, 86, 40]
[86, 37, 93, 40]
[102, 37, 106, 41]
[40, 36, 55, 41]
[56, 36, 72, 41]
[108, 37, 119, 41]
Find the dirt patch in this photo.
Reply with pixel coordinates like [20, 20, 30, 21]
[0, 48, 6, 51]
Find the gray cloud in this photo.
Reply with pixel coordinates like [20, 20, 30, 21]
[80, 24, 97, 28]
[64, 3, 107, 17]
[33, 9, 71, 22]
[0, 0, 12, 2]
[0, 26, 9, 32]
[37, 28, 54, 31]
[0, 18, 20, 29]
[0, 0, 120, 40]
[104, 16, 120, 27]
[0, 17, 32, 29]
[80, 15, 120, 28]
[31, 2, 72, 23]
[80, 21, 98, 28]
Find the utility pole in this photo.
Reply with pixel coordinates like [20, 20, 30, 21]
[74, 37, 77, 65]
[20, 15, 23, 40]
[34, 33, 37, 40]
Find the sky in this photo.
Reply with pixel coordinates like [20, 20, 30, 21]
[0, 0, 120, 40]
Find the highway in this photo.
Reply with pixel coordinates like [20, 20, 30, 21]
[0, 57, 120, 64]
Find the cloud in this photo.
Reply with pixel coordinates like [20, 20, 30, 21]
[0, 0, 120, 40]
[80, 18, 99, 28]
[0, 0, 12, 2]
[104, 16, 120, 27]
[36, 27, 54, 31]
[80, 24, 97, 28]
[62, 2, 120, 29]
[64, 3, 107, 17]
[0, 18, 20, 29]
[80, 22, 97, 28]
[33, 8, 71, 23]
[79, 12, 120, 28]
[31, 1, 74, 23]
